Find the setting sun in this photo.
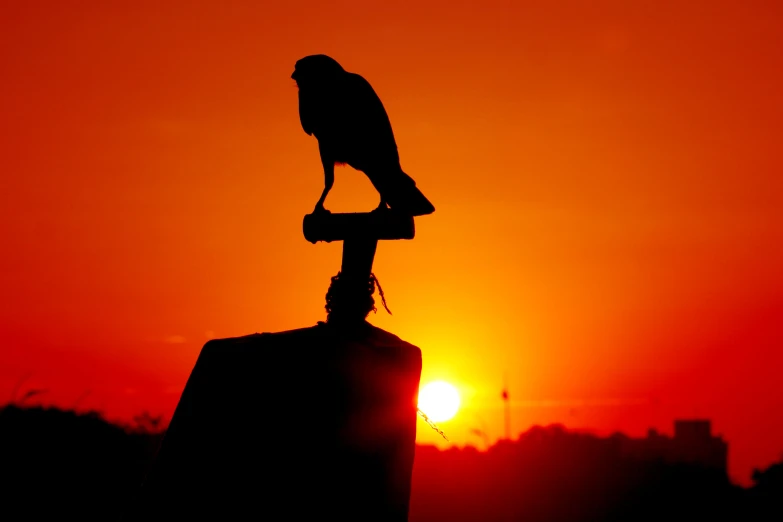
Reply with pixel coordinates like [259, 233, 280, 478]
[418, 381, 461, 423]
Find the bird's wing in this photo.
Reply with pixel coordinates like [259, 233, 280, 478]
[344, 73, 398, 153]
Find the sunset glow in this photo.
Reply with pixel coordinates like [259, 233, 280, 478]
[1, 1, 782, 486]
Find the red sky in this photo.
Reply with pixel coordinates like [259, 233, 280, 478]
[1, 1, 781, 485]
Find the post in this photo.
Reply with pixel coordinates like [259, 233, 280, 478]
[304, 210, 413, 324]
[124, 209, 424, 521]
[341, 238, 378, 281]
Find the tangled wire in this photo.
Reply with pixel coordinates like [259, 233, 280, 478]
[325, 271, 391, 324]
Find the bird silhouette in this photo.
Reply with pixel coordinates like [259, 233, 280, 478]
[292, 55, 435, 216]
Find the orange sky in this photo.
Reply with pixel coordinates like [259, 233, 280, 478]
[1, 1, 781, 485]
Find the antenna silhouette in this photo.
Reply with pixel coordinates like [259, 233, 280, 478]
[502, 372, 510, 440]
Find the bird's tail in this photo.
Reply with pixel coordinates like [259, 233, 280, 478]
[381, 171, 435, 217]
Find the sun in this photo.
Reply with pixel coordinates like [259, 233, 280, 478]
[418, 381, 461, 422]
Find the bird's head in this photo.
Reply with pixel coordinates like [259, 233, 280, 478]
[291, 54, 345, 89]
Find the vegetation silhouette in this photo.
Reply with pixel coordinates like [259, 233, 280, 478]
[0, 404, 163, 521]
[2, 404, 782, 521]
[411, 423, 745, 522]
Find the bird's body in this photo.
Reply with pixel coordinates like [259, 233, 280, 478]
[292, 55, 435, 216]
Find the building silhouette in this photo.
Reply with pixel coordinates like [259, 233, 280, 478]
[621, 419, 728, 472]
[410, 420, 737, 522]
